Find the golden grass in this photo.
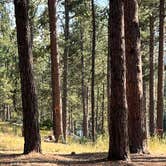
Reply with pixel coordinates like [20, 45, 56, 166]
[0, 121, 166, 155]
[148, 137, 166, 155]
[0, 121, 108, 154]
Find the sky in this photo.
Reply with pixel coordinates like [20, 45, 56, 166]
[96, 0, 108, 7]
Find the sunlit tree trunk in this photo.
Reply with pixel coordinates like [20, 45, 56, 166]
[48, 0, 63, 142]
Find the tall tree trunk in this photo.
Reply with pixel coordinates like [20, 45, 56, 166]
[48, 0, 63, 142]
[107, 3, 111, 137]
[124, 0, 145, 153]
[62, 0, 69, 142]
[14, 0, 41, 154]
[108, 0, 129, 160]
[149, 16, 155, 137]
[91, 0, 96, 142]
[81, 31, 88, 137]
[156, 0, 165, 137]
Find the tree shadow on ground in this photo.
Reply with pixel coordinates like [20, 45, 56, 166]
[0, 152, 166, 165]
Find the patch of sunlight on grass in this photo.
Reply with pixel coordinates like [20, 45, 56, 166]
[0, 121, 108, 154]
[148, 136, 166, 154]
[4, 121, 166, 155]
[42, 136, 108, 154]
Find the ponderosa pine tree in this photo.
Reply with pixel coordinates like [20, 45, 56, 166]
[91, 0, 96, 142]
[48, 0, 63, 142]
[156, 0, 165, 137]
[62, 0, 69, 141]
[124, 0, 146, 153]
[14, 0, 41, 154]
[149, 15, 155, 137]
[81, 30, 88, 138]
[108, 0, 129, 160]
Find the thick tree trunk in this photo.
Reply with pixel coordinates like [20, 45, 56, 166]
[149, 16, 155, 137]
[124, 0, 145, 153]
[156, 0, 165, 137]
[108, 0, 129, 160]
[62, 0, 69, 141]
[48, 0, 63, 142]
[14, 0, 41, 154]
[91, 0, 96, 142]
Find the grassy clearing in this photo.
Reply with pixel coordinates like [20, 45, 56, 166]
[0, 121, 166, 155]
[0, 121, 108, 154]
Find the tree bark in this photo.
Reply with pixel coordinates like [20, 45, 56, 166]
[91, 0, 96, 142]
[149, 16, 155, 137]
[62, 0, 69, 141]
[101, 83, 105, 134]
[142, 81, 148, 152]
[108, 0, 129, 160]
[48, 0, 63, 142]
[14, 0, 41, 154]
[156, 0, 165, 137]
[124, 0, 145, 153]
[95, 87, 99, 132]
[81, 30, 88, 138]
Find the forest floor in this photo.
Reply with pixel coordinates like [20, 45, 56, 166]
[1, 152, 166, 166]
[0, 121, 166, 165]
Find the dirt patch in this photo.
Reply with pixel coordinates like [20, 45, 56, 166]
[0, 152, 166, 165]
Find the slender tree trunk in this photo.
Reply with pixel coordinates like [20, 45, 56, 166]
[108, 0, 129, 160]
[81, 30, 88, 137]
[156, 0, 165, 137]
[62, 0, 69, 141]
[107, 3, 111, 136]
[124, 0, 145, 153]
[149, 16, 155, 137]
[14, 0, 41, 154]
[143, 81, 148, 151]
[101, 83, 105, 134]
[85, 86, 89, 136]
[95, 87, 99, 132]
[91, 0, 96, 142]
[48, 0, 63, 142]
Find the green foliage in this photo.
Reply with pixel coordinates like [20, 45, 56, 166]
[40, 119, 53, 130]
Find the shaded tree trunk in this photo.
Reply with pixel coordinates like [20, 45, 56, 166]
[101, 83, 105, 134]
[91, 0, 96, 142]
[62, 0, 69, 142]
[48, 0, 63, 142]
[14, 0, 41, 154]
[81, 31, 88, 137]
[124, 0, 145, 153]
[108, 0, 129, 160]
[149, 16, 155, 137]
[143, 81, 148, 151]
[156, 0, 165, 137]
[95, 87, 99, 132]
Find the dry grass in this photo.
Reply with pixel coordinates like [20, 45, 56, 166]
[0, 121, 166, 155]
[0, 121, 108, 154]
[1, 122, 166, 165]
